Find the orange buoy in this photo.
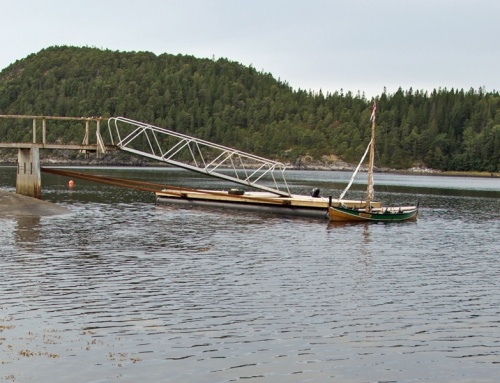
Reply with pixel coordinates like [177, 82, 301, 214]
[69, 180, 74, 187]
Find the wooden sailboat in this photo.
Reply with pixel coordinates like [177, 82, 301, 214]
[328, 102, 419, 222]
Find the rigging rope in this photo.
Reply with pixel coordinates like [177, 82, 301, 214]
[338, 139, 372, 200]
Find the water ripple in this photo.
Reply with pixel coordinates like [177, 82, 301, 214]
[1, 170, 500, 382]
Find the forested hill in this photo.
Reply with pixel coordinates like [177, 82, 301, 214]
[1, 45, 499, 172]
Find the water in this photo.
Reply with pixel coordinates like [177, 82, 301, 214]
[1, 167, 499, 382]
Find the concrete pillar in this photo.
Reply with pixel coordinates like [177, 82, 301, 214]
[16, 145, 41, 199]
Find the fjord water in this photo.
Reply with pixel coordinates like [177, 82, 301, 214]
[1, 167, 499, 383]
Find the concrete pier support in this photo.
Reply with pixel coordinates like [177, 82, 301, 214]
[16, 145, 41, 198]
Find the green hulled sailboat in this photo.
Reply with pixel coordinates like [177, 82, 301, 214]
[328, 102, 419, 223]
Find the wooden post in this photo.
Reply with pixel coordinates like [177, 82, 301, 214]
[42, 118, 46, 144]
[85, 120, 89, 145]
[16, 145, 41, 198]
[365, 120, 375, 211]
[365, 104, 376, 211]
[32, 119, 36, 143]
[96, 119, 100, 159]
[83, 120, 89, 158]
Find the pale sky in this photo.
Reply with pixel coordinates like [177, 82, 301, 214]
[1, 0, 499, 98]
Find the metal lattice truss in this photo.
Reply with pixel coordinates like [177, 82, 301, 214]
[108, 117, 291, 197]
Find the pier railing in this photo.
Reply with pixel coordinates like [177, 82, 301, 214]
[0, 114, 116, 198]
[0, 114, 113, 154]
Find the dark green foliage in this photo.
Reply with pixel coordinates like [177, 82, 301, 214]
[1, 46, 499, 171]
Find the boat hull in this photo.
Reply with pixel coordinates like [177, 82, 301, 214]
[328, 206, 418, 222]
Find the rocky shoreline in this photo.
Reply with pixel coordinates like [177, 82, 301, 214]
[0, 151, 498, 178]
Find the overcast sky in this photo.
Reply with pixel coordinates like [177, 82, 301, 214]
[1, 0, 498, 98]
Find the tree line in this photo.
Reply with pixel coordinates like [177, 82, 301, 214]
[0, 45, 499, 172]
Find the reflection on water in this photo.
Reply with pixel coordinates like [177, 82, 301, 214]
[14, 216, 42, 248]
[0, 166, 499, 383]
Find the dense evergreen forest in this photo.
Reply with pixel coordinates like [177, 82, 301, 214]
[0, 46, 499, 172]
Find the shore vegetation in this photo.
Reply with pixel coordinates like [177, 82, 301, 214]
[1, 46, 499, 172]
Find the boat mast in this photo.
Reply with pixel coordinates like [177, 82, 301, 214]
[365, 102, 376, 211]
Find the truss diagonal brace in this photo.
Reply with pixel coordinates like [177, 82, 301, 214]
[108, 117, 291, 197]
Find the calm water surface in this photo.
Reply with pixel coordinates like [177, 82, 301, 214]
[1, 167, 499, 382]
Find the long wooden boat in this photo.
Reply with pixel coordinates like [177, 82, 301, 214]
[328, 204, 418, 222]
[328, 102, 419, 223]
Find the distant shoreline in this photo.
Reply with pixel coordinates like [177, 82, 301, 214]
[1, 158, 498, 178]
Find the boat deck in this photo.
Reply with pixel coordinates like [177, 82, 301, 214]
[156, 189, 381, 219]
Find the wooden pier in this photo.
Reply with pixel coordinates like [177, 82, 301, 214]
[0, 115, 116, 198]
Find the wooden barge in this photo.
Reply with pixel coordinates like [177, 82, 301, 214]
[156, 189, 381, 219]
